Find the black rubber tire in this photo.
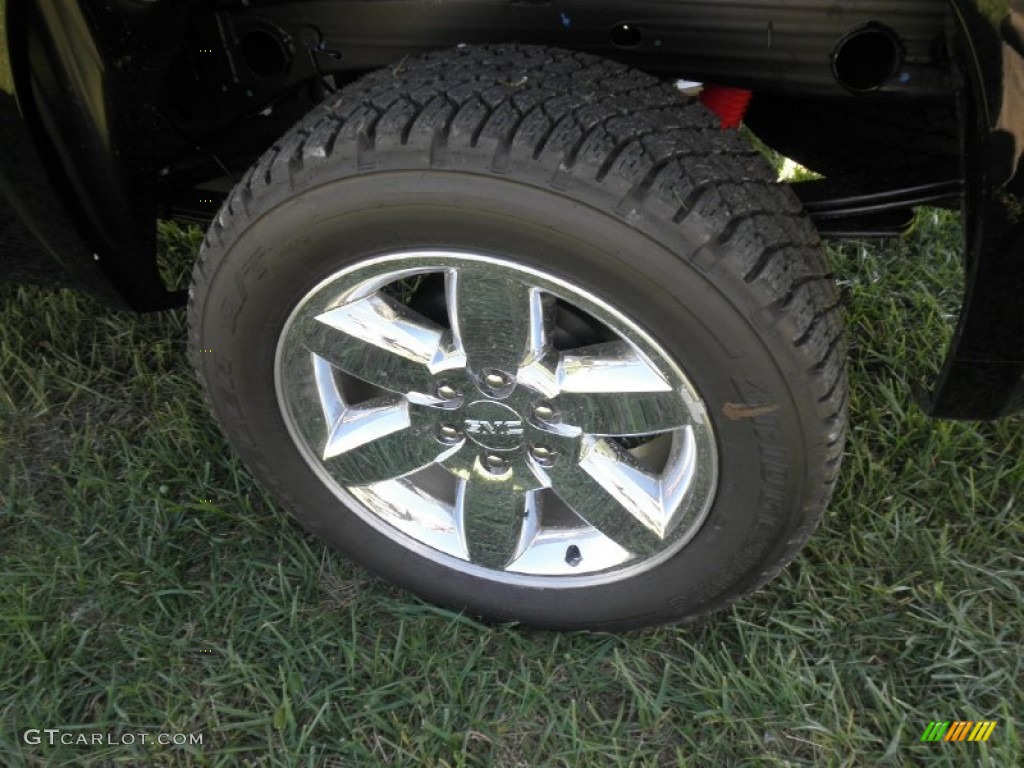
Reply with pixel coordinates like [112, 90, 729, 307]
[189, 44, 847, 630]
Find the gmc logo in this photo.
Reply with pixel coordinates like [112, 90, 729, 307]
[464, 419, 524, 436]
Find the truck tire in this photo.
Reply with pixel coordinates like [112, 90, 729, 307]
[188, 44, 847, 629]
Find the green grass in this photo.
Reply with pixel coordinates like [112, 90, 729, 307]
[1, 210, 1021, 766]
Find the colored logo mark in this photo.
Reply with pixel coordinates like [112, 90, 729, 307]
[920, 721, 997, 742]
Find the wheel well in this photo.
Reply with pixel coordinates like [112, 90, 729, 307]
[7, 1, 960, 309]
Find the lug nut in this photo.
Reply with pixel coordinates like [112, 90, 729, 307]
[436, 383, 458, 399]
[530, 445, 556, 465]
[483, 453, 507, 471]
[533, 403, 555, 421]
[437, 424, 462, 443]
[484, 372, 506, 388]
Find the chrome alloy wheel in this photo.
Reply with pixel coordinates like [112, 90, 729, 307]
[275, 251, 717, 585]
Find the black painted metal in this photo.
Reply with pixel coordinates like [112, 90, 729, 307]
[791, 179, 963, 238]
[1, 0, 187, 309]
[236, 0, 949, 96]
[809, 210, 917, 240]
[927, 2, 1024, 418]
[0, 0, 124, 304]
[798, 179, 963, 220]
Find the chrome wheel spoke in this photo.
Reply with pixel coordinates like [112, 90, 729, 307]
[536, 437, 671, 558]
[556, 390, 690, 436]
[305, 293, 456, 395]
[349, 478, 466, 560]
[448, 268, 554, 375]
[507, 522, 631, 575]
[553, 341, 689, 435]
[454, 468, 530, 569]
[559, 342, 673, 393]
[322, 402, 460, 486]
[322, 396, 411, 459]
